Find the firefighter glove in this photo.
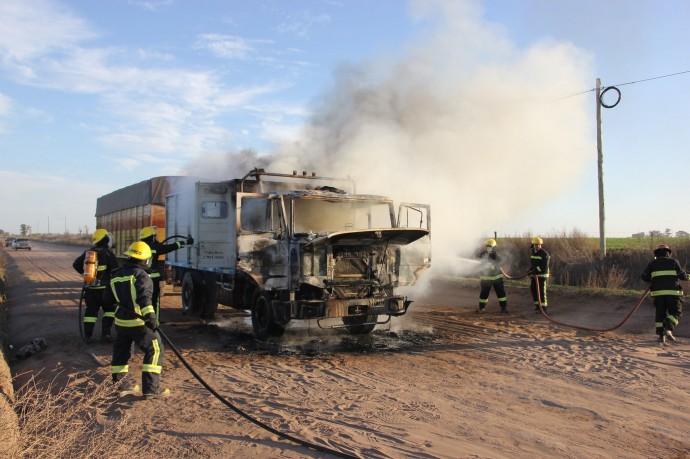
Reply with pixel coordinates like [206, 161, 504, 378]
[186, 235, 194, 246]
[144, 315, 158, 331]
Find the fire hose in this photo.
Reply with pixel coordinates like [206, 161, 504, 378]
[162, 234, 189, 243]
[500, 268, 529, 280]
[80, 300, 356, 456]
[146, 319, 359, 459]
[529, 274, 650, 332]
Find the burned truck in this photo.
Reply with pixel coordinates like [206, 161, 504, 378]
[165, 169, 431, 340]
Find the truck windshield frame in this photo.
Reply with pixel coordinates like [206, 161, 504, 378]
[239, 195, 285, 233]
[291, 197, 394, 234]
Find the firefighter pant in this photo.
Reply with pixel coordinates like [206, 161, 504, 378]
[150, 274, 165, 323]
[654, 295, 682, 337]
[530, 276, 548, 308]
[82, 287, 115, 338]
[479, 278, 507, 310]
[111, 325, 165, 394]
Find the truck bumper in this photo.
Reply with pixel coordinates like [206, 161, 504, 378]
[288, 296, 411, 320]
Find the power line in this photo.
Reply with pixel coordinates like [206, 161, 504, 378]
[610, 69, 690, 87]
[556, 69, 690, 101]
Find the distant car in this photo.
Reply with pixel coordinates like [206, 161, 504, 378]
[5, 237, 15, 247]
[13, 238, 31, 250]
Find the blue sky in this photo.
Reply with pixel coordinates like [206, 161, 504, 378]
[1, 0, 689, 250]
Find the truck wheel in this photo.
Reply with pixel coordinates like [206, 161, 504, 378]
[200, 272, 218, 319]
[251, 292, 285, 341]
[342, 314, 378, 335]
[181, 272, 200, 315]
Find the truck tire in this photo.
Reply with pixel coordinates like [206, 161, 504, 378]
[181, 272, 218, 318]
[251, 292, 286, 341]
[342, 314, 378, 335]
[200, 272, 218, 319]
[181, 272, 199, 315]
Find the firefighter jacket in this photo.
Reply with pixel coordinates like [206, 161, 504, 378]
[103, 260, 156, 327]
[72, 245, 120, 289]
[145, 239, 187, 281]
[530, 247, 550, 278]
[478, 250, 503, 281]
[640, 255, 689, 297]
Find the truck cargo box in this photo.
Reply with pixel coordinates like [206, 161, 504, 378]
[95, 176, 194, 257]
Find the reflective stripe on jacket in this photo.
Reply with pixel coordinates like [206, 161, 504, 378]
[479, 250, 503, 281]
[530, 248, 550, 278]
[641, 256, 689, 296]
[103, 261, 155, 326]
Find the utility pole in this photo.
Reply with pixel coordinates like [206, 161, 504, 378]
[596, 78, 606, 259]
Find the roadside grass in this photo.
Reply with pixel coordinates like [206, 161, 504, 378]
[29, 233, 91, 246]
[13, 374, 181, 459]
[478, 229, 690, 291]
[0, 249, 5, 285]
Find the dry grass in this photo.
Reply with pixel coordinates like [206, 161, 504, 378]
[30, 233, 91, 246]
[499, 230, 690, 291]
[11, 373, 178, 459]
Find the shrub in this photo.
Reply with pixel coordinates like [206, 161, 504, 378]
[497, 231, 690, 290]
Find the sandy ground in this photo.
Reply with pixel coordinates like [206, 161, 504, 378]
[3, 241, 690, 458]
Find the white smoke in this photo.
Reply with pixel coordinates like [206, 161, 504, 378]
[184, 0, 594, 282]
[272, 1, 592, 275]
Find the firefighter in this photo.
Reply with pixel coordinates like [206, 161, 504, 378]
[105, 241, 170, 398]
[640, 244, 689, 344]
[72, 229, 119, 342]
[477, 239, 508, 313]
[528, 236, 550, 313]
[139, 226, 194, 323]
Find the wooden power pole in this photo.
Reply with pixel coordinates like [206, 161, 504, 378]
[596, 78, 606, 259]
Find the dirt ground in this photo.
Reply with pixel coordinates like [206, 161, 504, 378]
[3, 241, 690, 458]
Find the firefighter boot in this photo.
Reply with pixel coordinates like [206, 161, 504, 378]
[114, 376, 140, 397]
[144, 388, 171, 400]
[83, 323, 95, 343]
[117, 382, 140, 397]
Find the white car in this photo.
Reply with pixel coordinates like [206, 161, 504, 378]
[13, 238, 32, 250]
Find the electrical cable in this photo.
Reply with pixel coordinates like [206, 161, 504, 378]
[552, 69, 690, 102]
[599, 86, 621, 108]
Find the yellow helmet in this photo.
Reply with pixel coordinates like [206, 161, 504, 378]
[485, 238, 497, 247]
[93, 229, 110, 244]
[139, 226, 157, 240]
[124, 241, 152, 261]
[531, 236, 543, 245]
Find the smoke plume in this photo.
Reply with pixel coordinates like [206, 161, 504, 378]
[185, 0, 594, 280]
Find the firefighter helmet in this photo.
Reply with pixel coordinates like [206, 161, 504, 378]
[124, 241, 152, 261]
[139, 226, 157, 240]
[485, 238, 497, 247]
[531, 236, 543, 245]
[653, 244, 672, 257]
[93, 228, 109, 244]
